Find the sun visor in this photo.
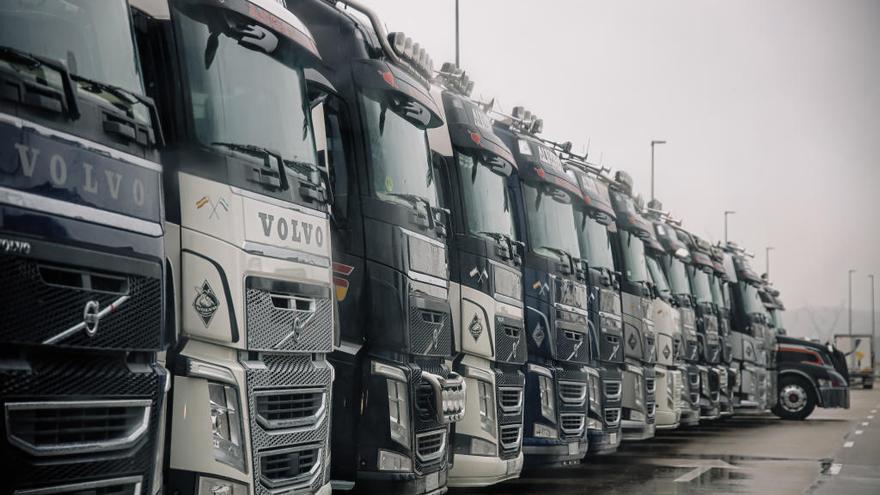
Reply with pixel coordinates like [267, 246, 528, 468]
[610, 190, 652, 239]
[441, 92, 516, 169]
[353, 59, 443, 128]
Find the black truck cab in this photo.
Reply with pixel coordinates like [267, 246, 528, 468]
[775, 329, 850, 420]
[293, 2, 465, 493]
[607, 172, 657, 441]
[496, 111, 591, 466]
[563, 157, 623, 454]
[0, 2, 167, 493]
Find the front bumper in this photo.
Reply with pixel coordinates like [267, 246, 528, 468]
[820, 386, 850, 409]
[621, 419, 655, 441]
[448, 452, 523, 487]
[355, 469, 448, 495]
[679, 404, 700, 426]
[521, 438, 588, 465]
[587, 428, 620, 455]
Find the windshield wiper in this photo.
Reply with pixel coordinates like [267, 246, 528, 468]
[70, 73, 163, 145]
[213, 142, 284, 190]
[284, 158, 328, 204]
[536, 245, 573, 263]
[0, 45, 79, 118]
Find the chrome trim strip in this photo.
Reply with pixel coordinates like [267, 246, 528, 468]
[337, 339, 363, 356]
[407, 269, 448, 288]
[557, 380, 588, 405]
[497, 386, 524, 414]
[498, 424, 522, 450]
[462, 365, 494, 383]
[254, 388, 327, 430]
[242, 240, 330, 268]
[554, 302, 589, 317]
[527, 363, 552, 378]
[186, 358, 238, 384]
[257, 444, 323, 489]
[495, 299, 524, 319]
[0, 112, 160, 172]
[371, 361, 407, 382]
[494, 293, 523, 308]
[42, 295, 130, 345]
[230, 184, 328, 219]
[0, 187, 162, 236]
[5, 400, 151, 457]
[13, 476, 143, 495]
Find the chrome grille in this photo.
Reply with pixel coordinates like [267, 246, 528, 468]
[498, 386, 523, 414]
[499, 424, 522, 451]
[558, 380, 587, 405]
[415, 429, 447, 463]
[5, 400, 151, 456]
[604, 407, 621, 426]
[245, 284, 333, 353]
[645, 377, 656, 394]
[604, 380, 622, 401]
[258, 444, 321, 488]
[559, 413, 585, 436]
[254, 388, 326, 430]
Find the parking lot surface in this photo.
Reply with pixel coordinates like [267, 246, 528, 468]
[452, 388, 880, 495]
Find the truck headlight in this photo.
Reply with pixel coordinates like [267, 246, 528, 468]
[470, 437, 498, 456]
[378, 449, 413, 471]
[589, 375, 601, 410]
[387, 379, 410, 449]
[477, 380, 496, 434]
[533, 423, 557, 438]
[198, 476, 247, 495]
[207, 382, 245, 472]
[538, 375, 556, 421]
[587, 418, 602, 430]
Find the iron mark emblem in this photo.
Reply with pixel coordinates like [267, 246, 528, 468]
[468, 314, 483, 341]
[663, 344, 671, 360]
[193, 280, 220, 328]
[532, 322, 545, 347]
[628, 332, 638, 350]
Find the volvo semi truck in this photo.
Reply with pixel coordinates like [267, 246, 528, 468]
[294, 2, 466, 493]
[563, 157, 623, 455]
[677, 232, 723, 420]
[722, 242, 769, 411]
[133, 1, 335, 494]
[494, 109, 591, 466]
[710, 246, 736, 416]
[0, 2, 168, 494]
[640, 207, 684, 430]
[607, 173, 656, 441]
[427, 64, 526, 486]
[651, 215, 701, 427]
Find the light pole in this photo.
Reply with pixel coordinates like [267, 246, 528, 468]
[849, 269, 857, 335]
[454, 0, 460, 66]
[650, 140, 666, 201]
[870, 274, 876, 344]
[765, 246, 774, 277]
[723, 210, 736, 243]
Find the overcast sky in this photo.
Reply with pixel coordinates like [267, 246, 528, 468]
[361, 0, 880, 316]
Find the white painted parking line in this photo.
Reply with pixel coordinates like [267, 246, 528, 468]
[830, 463, 843, 475]
[868, 415, 875, 419]
[862, 422, 870, 426]
[675, 466, 712, 482]
[855, 430, 864, 435]
[844, 441, 855, 448]
[872, 409, 878, 413]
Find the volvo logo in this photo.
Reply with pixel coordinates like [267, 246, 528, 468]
[0, 238, 32, 255]
[506, 327, 522, 362]
[83, 300, 101, 337]
[274, 309, 315, 349]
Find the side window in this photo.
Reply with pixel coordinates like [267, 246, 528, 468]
[312, 96, 351, 224]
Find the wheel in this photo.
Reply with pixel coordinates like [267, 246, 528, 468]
[772, 375, 816, 420]
[865, 382, 873, 390]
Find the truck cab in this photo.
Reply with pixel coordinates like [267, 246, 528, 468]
[293, 3, 465, 494]
[775, 327, 850, 420]
[563, 158, 623, 454]
[676, 231, 723, 420]
[426, 65, 526, 486]
[495, 110, 591, 466]
[652, 216, 701, 427]
[723, 243, 770, 411]
[608, 172, 657, 441]
[833, 334, 875, 389]
[0, 2, 167, 493]
[710, 246, 736, 416]
[132, 1, 335, 493]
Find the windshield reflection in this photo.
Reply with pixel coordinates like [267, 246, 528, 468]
[619, 231, 649, 283]
[689, 266, 713, 304]
[522, 182, 580, 260]
[575, 211, 615, 272]
[647, 255, 672, 299]
[456, 150, 515, 239]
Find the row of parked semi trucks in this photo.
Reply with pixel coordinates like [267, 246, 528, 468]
[0, 1, 853, 494]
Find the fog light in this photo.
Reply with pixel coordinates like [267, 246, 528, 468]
[470, 437, 498, 456]
[378, 449, 413, 472]
[533, 423, 557, 438]
[198, 476, 246, 495]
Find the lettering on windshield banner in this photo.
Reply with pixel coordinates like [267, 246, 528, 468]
[470, 106, 492, 130]
[243, 199, 328, 258]
[0, 120, 161, 222]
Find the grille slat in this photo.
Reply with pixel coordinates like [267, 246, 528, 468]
[415, 429, 447, 463]
[499, 424, 521, 451]
[604, 380, 621, 400]
[558, 380, 587, 405]
[559, 413, 585, 437]
[255, 388, 325, 430]
[258, 444, 321, 488]
[604, 407, 621, 426]
[246, 285, 333, 353]
[495, 320, 527, 365]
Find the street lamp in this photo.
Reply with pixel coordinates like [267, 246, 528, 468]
[765, 246, 774, 277]
[849, 269, 857, 335]
[723, 211, 736, 243]
[650, 140, 666, 201]
[870, 274, 876, 344]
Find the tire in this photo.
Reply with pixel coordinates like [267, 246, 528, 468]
[865, 382, 873, 390]
[772, 375, 816, 420]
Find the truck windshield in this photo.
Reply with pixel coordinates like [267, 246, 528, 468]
[174, 6, 317, 168]
[710, 274, 725, 309]
[522, 182, 580, 261]
[646, 255, 672, 299]
[664, 257, 691, 297]
[574, 211, 615, 272]
[738, 282, 768, 318]
[457, 150, 515, 239]
[619, 230, 649, 283]
[689, 266, 713, 304]
[0, 0, 143, 95]
[360, 90, 436, 208]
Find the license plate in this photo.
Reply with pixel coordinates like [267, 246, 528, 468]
[609, 432, 618, 445]
[425, 471, 439, 492]
[568, 442, 579, 455]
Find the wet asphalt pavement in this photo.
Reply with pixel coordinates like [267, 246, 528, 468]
[453, 388, 880, 495]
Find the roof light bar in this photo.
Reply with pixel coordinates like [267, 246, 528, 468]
[387, 32, 434, 80]
[436, 62, 475, 97]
